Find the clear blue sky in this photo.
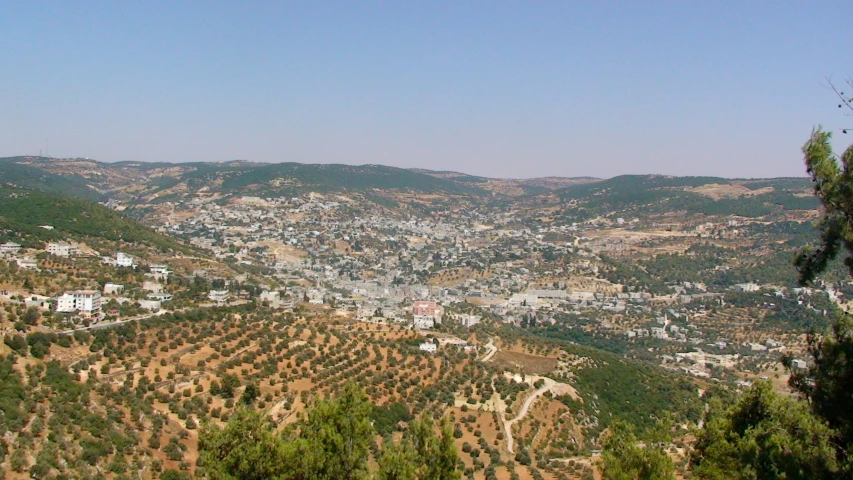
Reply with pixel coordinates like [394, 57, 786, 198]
[1, 2, 851, 179]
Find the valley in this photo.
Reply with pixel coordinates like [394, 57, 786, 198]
[0, 157, 839, 479]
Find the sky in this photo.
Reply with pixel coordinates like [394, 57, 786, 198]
[1, 2, 852, 179]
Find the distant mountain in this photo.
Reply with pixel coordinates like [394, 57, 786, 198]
[411, 168, 601, 196]
[0, 157, 817, 221]
[0, 157, 493, 203]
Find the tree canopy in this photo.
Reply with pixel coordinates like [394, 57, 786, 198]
[199, 382, 461, 480]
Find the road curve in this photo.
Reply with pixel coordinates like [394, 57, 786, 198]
[503, 377, 555, 454]
[480, 337, 498, 362]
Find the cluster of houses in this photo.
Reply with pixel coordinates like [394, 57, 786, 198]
[0, 240, 176, 323]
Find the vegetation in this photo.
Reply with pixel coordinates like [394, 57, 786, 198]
[200, 382, 461, 480]
[691, 382, 838, 479]
[0, 184, 191, 253]
[600, 422, 674, 480]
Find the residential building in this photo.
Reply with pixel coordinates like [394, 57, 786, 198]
[139, 299, 161, 311]
[103, 283, 124, 295]
[0, 242, 21, 255]
[419, 342, 437, 353]
[16, 257, 38, 270]
[209, 290, 230, 303]
[116, 252, 136, 268]
[47, 242, 79, 257]
[412, 300, 444, 317]
[56, 290, 102, 316]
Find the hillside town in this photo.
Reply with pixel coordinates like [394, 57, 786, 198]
[1, 187, 829, 384]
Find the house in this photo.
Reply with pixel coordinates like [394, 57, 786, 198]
[116, 252, 136, 268]
[139, 299, 161, 311]
[103, 283, 125, 295]
[47, 242, 79, 257]
[259, 290, 282, 308]
[419, 342, 437, 353]
[454, 313, 481, 328]
[148, 293, 173, 302]
[56, 290, 102, 316]
[0, 242, 21, 255]
[209, 290, 230, 303]
[142, 281, 163, 293]
[149, 264, 170, 279]
[413, 316, 437, 330]
[791, 359, 808, 371]
[16, 257, 38, 270]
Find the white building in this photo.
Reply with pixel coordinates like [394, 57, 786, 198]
[16, 257, 38, 270]
[139, 299, 161, 311]
[148, 292, 173, 302]
[103, 283, 124, 295]
[0, 242, 21, 255]
[509, 294, 538, 309]
[419, 342, 437, 353]
[149, 264, 170, 275]
[259, 290, 282, 308]
[413, 316, 438, 330]
[208, 290, 230, 303]
[455, 314, 481, 328]
[142, 281, 163, 293]
[47, 242, 79, 257]
[116, 252, 136, 268]
[56, 290, 102, 316]
[149, 264, 170, 280]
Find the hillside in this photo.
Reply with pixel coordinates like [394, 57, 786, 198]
[0, 185, 192, 254]
[551, 174, 817, 220]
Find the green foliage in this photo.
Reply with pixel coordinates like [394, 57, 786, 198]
[795, 128, 853, 285]
[301, 382, 374, 480]
[179, 162, 488, 198]
[200, 383, 461, 480]
[691, 382, 839, 479]
[371, 402, 413, 435]
[0, 357, 27, 433]
[557, 347, 702, 436]
[239, 382, 260, 405]
[0, 184, 190, 252]
[599, 422, 674, 480]
[786, 315, 853, 457]
[3, 335, 28, 356]
[160, 470, 192, 480]
[556, 174, 814, 221]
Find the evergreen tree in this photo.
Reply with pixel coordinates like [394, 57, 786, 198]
[301, 382, 374, 480]
[599, 422, 674, 480]
[691, 381, 838, 480]
[788, 126, 853, 469]
[200, 383, 462, 479]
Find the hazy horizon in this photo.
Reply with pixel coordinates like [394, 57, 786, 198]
[2, 2, 851, 179]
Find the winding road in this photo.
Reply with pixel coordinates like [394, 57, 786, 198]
[502, 377, 555, 453]
[480, 337, 498, 362]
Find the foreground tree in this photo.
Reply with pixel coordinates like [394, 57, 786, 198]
[200, 382, 461, 479]
[691, 381, 838, 480]
[599, 422, 674, 480]
[788, 126, 853, 467]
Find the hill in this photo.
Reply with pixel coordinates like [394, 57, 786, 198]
[0, 185, 192, 254]
[552, 174, 817, 220]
